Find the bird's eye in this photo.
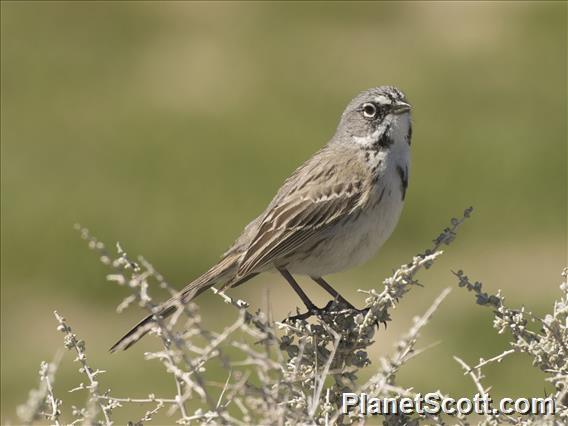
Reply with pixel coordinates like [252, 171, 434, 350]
[362, 103, 377, 118]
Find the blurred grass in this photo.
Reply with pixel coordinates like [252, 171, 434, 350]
[1, 1, 566, 423]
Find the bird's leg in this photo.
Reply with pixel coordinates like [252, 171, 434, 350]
[311, 277, 384, 326]
[278, 268, 329, 321]
[278, 268, 317, 311]
[311, 276, 357, 310]
[312, 277, 385, 328]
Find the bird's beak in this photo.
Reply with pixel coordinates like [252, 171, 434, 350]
[392, 101, 411, 114]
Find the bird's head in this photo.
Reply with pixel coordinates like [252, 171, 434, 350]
[334, 86, 412, 150]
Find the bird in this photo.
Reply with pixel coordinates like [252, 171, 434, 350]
[110, 85, 412, 352]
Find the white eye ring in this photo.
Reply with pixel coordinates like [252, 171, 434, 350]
[362, 103, 377, 118]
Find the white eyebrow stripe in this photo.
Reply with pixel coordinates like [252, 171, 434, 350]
[374, 95, 392, 104]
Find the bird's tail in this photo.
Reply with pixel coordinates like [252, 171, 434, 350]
[109, 253, 240, 352]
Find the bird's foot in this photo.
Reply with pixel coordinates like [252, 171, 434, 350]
[284, 302, 387, 329]
[285, 301, 336, 323]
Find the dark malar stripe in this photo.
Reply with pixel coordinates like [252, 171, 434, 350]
[376, 124, 393, 149]
[378, 133, 394, 149]
[366, 124, 393, 151]
[396, 164, 408, 200]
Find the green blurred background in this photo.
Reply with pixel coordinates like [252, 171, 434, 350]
[1, 1, 566, 423]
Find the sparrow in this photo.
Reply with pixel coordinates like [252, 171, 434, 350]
[111, 86, 412, 352]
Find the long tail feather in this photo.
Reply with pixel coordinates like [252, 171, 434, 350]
[110, 254, 240, 352]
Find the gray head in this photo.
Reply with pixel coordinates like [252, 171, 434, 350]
[333, 86, 412, 150]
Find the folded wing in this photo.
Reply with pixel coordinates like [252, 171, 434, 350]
[237, 180, 364, 277]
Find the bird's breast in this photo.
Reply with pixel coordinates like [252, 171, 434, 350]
[281, 142, 410, 277]
[283, 173, 406, 277]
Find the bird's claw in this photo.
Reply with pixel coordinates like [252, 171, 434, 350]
[284, 301, 336, 323]
[284, 302, 388, 330]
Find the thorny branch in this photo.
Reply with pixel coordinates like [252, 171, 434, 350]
[17, 207, 568, 424]
[452, 267, 568, 425]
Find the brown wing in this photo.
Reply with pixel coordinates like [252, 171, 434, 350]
[236, 179, 364, 277]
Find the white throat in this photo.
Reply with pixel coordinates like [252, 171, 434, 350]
[352, 112, 411, 149]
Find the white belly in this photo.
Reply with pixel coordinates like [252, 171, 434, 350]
[285, 179, 405, 277]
